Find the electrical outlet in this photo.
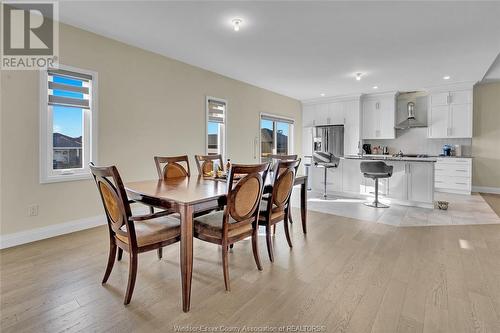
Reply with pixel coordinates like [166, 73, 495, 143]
[27, 204, 39, 217]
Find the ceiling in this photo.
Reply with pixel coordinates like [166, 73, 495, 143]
[59, 1, 500, 101]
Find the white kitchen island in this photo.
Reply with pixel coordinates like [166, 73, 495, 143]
[309, 155, 435, 208]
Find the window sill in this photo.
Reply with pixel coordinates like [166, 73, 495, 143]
[40, 172, 92, 184]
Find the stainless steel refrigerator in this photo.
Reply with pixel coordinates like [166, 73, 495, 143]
[313, 125, 344, 157]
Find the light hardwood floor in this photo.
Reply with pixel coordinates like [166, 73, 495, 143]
[482, 193, 500, 218]
[2, 209, 500, 333]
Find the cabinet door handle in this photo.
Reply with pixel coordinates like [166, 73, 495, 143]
[447, 94, 451, 104]
[456, 182, 467, 185]
[435, 180, 444, 183]
[455, 169, 467, 172]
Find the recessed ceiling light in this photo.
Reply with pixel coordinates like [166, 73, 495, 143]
[373, 86, 378, 89]
[231, 18, 242, 31]
[443, 75, 451, 80]
[320, 93, 325, 97]
[356, 73, 363, 81]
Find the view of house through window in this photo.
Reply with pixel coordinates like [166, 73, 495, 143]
[260, 115, 294, 162]
[53, 106, 83, 169]
[40, 66, 96, 183]
[206, 98, 226, 162]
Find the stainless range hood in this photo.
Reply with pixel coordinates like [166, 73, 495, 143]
[395, 92, 428, 130]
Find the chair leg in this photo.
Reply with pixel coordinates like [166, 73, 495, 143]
[102, 242, 117, 284]
[117, 248, 123, 261]
[284, 210, 293, 248]
[252, 229, 263, 271]
[222, 245, 230, 291]
[124, 252, 138, 305]
[157, 247, 163, 260]
[266, 226, 274, 262]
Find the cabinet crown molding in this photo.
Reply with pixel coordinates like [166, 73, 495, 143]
[361, 91, 399, 99]
[424, 81, 476, 93]
[302, 93, 362, 105]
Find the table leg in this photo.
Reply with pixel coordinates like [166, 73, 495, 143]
[180, 204, 194, 312]
[300, 181, 307, 234]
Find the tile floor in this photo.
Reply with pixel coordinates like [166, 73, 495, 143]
[291, 189, 500, 227]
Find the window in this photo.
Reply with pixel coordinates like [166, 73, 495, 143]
[206, 97, 226, 160]
[40, 65, 97, 183]
[260, 114, 294, 162]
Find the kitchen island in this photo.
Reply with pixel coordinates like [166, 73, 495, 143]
[309, 155, 435, 208]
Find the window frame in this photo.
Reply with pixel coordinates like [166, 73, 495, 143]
[39, 64, 98, 184]
[205, 96, 227, 161]
[259, 112, 294, 162]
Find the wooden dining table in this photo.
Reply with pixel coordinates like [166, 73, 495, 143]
[125, 174, 307, 312]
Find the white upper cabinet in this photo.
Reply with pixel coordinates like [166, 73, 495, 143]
[429, 105, 449, 138]
[362, 93, 396, 139]
[302, 104, 315, 127]
[362, 99, 377, 139]
[428, 88, 472, 138]
[302, 97, 361, 156]
[328, 102, 344, 125]
[315, 103, 329, 125]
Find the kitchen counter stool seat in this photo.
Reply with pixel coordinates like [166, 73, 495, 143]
[360, 161, 393, 208]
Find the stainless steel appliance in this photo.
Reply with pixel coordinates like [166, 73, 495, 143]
[313, 125, 344, 156]
[395, 92, 428, 130]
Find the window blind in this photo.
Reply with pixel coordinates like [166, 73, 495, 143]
[261, 114, 294, 124]
[208, 99, 225, 123]
[48, 69, 91, 109]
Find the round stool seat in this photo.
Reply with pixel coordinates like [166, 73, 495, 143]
[360, 161, 393, 208]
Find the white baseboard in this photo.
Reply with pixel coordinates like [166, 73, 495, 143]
[0, 215, 106, 249]
[472, 186, 500, 194]
[0, 206, 151, 250]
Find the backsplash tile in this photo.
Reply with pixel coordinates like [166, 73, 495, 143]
[364, 127, 472, 156]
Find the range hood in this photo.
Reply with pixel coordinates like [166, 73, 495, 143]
[395, 92, 428, 130]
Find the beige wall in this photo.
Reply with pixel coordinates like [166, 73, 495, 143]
[0, 24, 301, 236]
[472, 82, 500, 188]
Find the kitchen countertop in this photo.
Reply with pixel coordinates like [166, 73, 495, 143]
[343, 155, 437, 162]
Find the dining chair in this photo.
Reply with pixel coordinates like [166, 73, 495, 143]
[259, 159, 300, 262]
[264, 156, 301, 229]
[154, 155, 191, 179]
[89, 163, 181, 305]
[194, 154, 224, 175]
[193, 163, 270, 291]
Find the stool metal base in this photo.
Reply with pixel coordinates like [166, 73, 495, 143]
[364, 201, 389, 208]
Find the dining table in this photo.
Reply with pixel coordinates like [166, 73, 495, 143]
[125, 174, 307, 312]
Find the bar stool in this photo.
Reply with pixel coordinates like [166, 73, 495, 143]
[360, 161, 393, 208]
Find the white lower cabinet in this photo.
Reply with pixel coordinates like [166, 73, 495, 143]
[387, 162, 406, 200]
[434, 158, 472, 194]
[312, 159, 435, 207]
[407, 163, 434, 203]
[342, 159, 363, 193]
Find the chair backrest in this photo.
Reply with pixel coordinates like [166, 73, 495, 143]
[89, 163, 137, 247]
[154, 155, 190, 180]
[360, 161, 392, 175]
[224, 163, 270, 231]
[269, 159, 301, 212]
[194, 154, 224, 175]
[269, 154, 298, 161]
